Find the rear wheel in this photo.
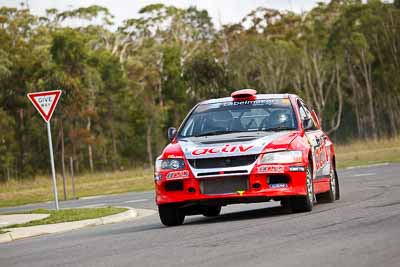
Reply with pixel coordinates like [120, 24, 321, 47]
[291, 164, 314, 212]
[158, 204, 185, 226]
[201, 206, 221, 217]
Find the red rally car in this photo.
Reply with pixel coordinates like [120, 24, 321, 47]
[154, 89, 340, 226]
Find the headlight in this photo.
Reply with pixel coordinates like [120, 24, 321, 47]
[260, 151, 303, 164]
[158, 158, 186, 170]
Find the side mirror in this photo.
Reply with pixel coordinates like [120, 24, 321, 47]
[302, 118, 313, 130]
[310, 110, 321, 129]
[167, 127, 177, 142]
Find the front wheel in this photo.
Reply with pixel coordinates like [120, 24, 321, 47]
[316, 167, 338, 203]
[335, 169, 340, 200]
[291, 164, 314, 213]
[158, 204, 185, 226]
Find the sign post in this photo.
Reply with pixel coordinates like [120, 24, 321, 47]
[27, 90, 62, 210]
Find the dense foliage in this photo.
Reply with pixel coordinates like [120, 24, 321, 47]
[0, 0, 399, 179]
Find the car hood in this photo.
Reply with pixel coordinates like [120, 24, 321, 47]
[177, 131, 299, 159]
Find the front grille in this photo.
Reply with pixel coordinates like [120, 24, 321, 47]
[197, 170, 247, 177]
[188, 155, 258, 169]
[200, 175, 249, 195]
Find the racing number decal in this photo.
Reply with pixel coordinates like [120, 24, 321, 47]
[306, 133, 330, 178]
[314, 140, 329, 171]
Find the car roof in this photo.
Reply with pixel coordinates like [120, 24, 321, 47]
[199, 93, 300, 105]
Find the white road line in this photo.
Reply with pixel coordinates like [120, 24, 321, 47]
[79, 195, 105, 200]
[80, 203, 106, 208]
[345, 162, 389, 170]
[124, 199, 148, 204]
[352, 173, 376, 177]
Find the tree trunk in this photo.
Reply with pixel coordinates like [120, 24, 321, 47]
[388, 97, 398, 137]
[146, 124, 153, 169]
[87, 117, 94, 173]
[347, 56, 364, 138]
[60, 120, 67, 200]
[110, 123, 118, 170]
[88, 144, 94, 173]
[327, 63, 343, 134]
[72, 142, 79, 174]
[69, 156, 76, 200]
[360, 50, 377, 140]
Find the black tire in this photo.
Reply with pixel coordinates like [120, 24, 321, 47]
[202, 206, 221, 217]
[316, 167, 337, 203]
[280, 199, 291, 209]
[334, 169, 340, 200]
[158, 204, 185, 226]
[291, 164, 314, 213]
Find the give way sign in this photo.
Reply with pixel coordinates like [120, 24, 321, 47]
[27, 89, 62, 210]
[27, 90, 62, 122]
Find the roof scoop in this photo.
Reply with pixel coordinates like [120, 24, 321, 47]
[231, 89, 257, 100]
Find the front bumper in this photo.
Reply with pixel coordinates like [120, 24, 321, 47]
[155, 164, 307, 206]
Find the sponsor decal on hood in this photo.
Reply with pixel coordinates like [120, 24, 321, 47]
[179, 131, 291, 159]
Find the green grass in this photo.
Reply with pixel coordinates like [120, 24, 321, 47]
[0, 137, 400, 209]
[1, 207, 127, 229]
[336, 137, 400, 169]
[0, 168, 153, 208]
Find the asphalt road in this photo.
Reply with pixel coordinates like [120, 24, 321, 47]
[1, 163, 400, 267]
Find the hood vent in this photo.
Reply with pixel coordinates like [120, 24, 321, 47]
[198, 137, 257, 145]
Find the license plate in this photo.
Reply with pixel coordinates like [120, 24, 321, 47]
[270, 183, 288, 188]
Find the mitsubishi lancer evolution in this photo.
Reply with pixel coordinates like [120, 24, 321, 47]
[154, 89, 340, 226]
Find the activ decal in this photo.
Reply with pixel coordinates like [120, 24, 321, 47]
[180, 131, 292, 160]
[192, 144, 254, 156]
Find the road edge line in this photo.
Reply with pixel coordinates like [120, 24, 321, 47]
[344, 162, 390, 170]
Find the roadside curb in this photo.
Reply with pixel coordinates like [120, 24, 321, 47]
[0, 207, 138, 243]
[0, 232, 12, 243]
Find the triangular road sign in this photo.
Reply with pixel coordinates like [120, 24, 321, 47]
[27, 90, 62, 122]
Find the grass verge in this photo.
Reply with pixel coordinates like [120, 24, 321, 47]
[335, 137, 400, 169]
[0, 137, 399, 208]
[0, 168, 153, 208]
[1, 207, 127, 229]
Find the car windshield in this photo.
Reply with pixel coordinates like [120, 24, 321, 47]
[179, 98, 298, 138]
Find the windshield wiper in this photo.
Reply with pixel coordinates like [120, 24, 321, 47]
[193, 130, 244, 137]
[261, 126, 296, 132]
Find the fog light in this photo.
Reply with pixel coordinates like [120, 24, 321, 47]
[188, 187, 196, 193]
[154, 173, 162, 181]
